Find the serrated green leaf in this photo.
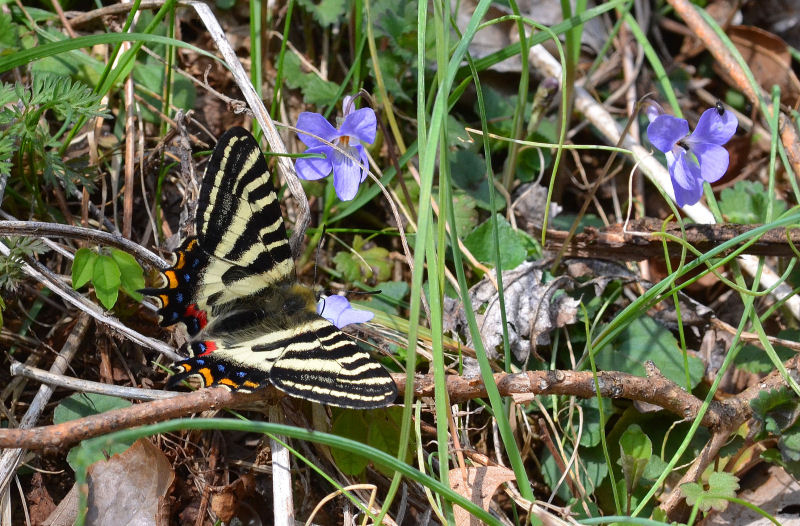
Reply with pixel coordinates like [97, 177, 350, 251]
[54, 393, 133, 472]
[681, 472, 739, 513]
[463, 214, 530, 270]
[618, 424, 652, 493]
[72, 248, 97, 289]
[282, 52, 339, 107]
[0, 12, 18, 49]
[111, 248, 144, 301]
[296, 0, 348, 26]
[333, 236, 391, 282]
[330, 410, 369, 475]
[750, 387, 798, 436]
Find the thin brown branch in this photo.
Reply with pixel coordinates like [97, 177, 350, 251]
[0, 219, 168, 269]
[537, 219, 800, 261]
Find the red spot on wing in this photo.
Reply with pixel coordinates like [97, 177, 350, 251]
[197, 341, 217, 356]
[184, 303, 208, 329]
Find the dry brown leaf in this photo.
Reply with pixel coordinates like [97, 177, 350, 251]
[43, 484, 79, 526]
[718, 25, 800, 108]
[449, 465, 517, 526]
[85, 438, 175, 525]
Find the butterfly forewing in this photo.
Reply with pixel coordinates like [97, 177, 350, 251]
[143, 127, 397, 408]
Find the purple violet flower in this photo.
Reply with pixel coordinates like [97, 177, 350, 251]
[317, 295, 374, 329]
[647, 105, 738, 207]
[295, 96, 377, 201]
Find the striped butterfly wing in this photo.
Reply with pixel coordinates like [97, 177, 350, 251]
[269, 318, 398, 409]
[142, 127, 294, 336]
[143, 127, 397, 408]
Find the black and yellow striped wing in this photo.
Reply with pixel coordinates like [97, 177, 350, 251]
[143, 127, 397, 408]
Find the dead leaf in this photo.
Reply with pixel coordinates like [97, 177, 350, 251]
[468, 261, 579, 362]
[716, 26, 800, 108]
[43, 483, 79, 526]
[85, 438, 175, 526]
[449, 466, 517, 526]
[28, 472, 56, 526]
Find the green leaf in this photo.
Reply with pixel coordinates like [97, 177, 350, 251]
[282, 52, 339, 107]
[680, 472, 739, 513]
[447, 191, 479, 238]
[332, 235, 391, 282]
[371, 281, 409, 314]
[449, 149, 499, 210]
[595, 317, 704, 388]
[618, 424, 652, 494]
[111, 248, 144, 301]
[577, 397, 612, 448]
[330, 410, 369, 475]
[779, 422, 800, 462]
[93, 254, 121, 309]
[516, 139, 553, 183]
[737, 329, 798, 374]
[719, 180, 787, 224]
[541, 444, 608, 502]
[296, 0, 348, 26]
[133, 62, 196, 124]
[54, 393, 132, 472]
[72, 248, 97, 289]
[463, 214, 530, 270]
[750, 387, 797, 436]
[0, 12, 19, 49]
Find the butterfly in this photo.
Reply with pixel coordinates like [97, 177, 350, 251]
[142, 127, 397, 409]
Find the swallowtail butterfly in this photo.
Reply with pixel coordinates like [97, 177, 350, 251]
[142, 127, 397, 408]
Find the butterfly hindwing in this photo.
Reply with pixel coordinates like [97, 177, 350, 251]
[142, 127, 397, 408]
[268, 317, 398, 409]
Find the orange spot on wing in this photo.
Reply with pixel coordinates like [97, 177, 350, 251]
[219, 378, 238, 388]
[243, 380, 259, 389]
[174, 251, 186, 270]
[187, 239, 198, 250]
[158, 294, 169, 307]
[164, 270, 178, 289]
[198, 367, 214, 386]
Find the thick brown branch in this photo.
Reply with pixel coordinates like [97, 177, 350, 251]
[1, 358, 796, 451]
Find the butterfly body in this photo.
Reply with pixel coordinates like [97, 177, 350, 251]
[142, 127, 397, 408]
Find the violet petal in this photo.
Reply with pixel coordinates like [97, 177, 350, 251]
[690, 108, 738, 146]
[692, 142, 730, 183]
[296, 112, 340, 148]
[331, 148, 362, 201]
[647, 115, 690, 153]
[339, 107, 377, 145]
[295, 145, 333, 180]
